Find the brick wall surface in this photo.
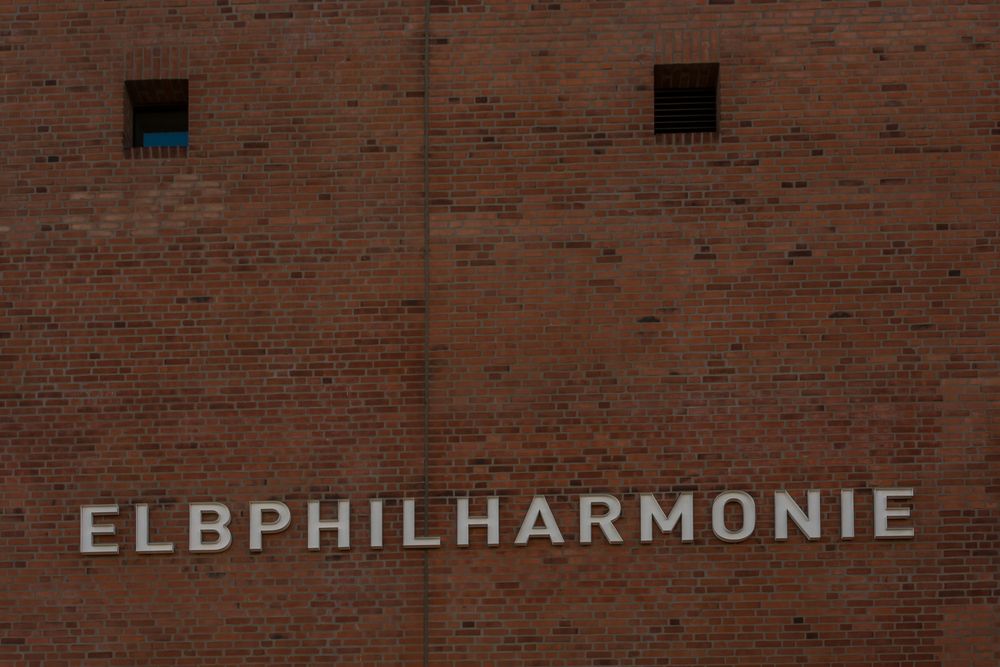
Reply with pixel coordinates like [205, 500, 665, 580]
[1, 1, 998, 665]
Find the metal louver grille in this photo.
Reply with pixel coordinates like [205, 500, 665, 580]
[654, 63, 719, 135]
[655, 87, 717, 134]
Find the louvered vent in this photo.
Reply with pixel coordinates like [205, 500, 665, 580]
[654, 63, 719, 135]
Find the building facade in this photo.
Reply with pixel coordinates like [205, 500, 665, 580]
[2, 1, 998, 664]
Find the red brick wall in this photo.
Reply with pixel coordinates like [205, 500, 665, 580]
[2, 1, 998, 665]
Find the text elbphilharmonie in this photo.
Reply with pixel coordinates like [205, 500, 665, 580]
[80, 488, 914, 554]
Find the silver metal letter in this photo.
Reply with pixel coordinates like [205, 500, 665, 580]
[249, 501, 291, 552]
[456, 497, 500, 547]
[307, 500, 350, 550]
[874, 488, 914, 539]
[640, 493, 693, 543]
[136, 503, 174, 554]
[774, 490, 821, 541]
[80, 505, 119, 555]
[711, 491, 756, 543]
[189, 503, 232, 553]
[841, 489, 855, 540]
[514, 496, 564, 546]
[579, 494, 623, 545]
[370, 499, 383, 549]
[403, 499, 441, 548]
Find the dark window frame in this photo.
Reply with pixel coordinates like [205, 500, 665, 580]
[654, 63, 720, 135]
[124, 79, 189, 150]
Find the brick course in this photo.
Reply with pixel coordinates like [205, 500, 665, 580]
[1, 1, 998, 665]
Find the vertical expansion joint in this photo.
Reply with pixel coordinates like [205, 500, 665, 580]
[422, 0, 431, 527]
[421, 1, 432, 665]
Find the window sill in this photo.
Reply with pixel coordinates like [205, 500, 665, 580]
[124, 146, 188, 159]
[654, 131, 720, 146]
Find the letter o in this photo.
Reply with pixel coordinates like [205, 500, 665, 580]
[712, 491, 756, 542]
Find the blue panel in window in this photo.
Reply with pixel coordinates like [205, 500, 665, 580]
[143, 132, 189, 148]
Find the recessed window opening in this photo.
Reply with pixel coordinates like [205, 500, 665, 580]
[654, 63, 719, 135]
[125, 79, 189, 148]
